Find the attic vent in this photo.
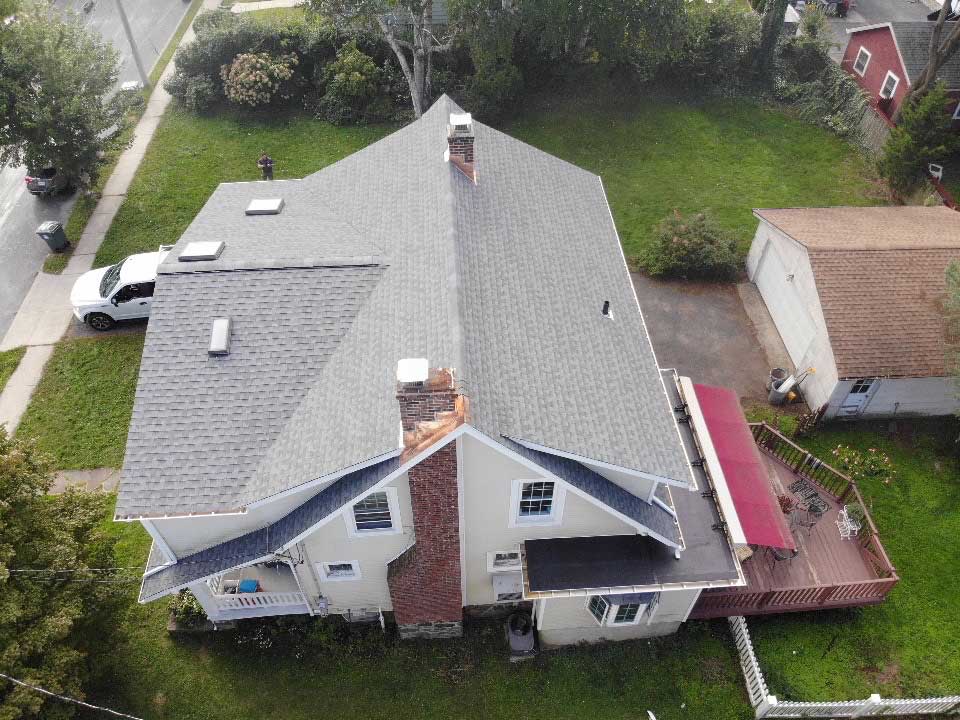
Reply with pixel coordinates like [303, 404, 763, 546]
[601, 300, 612, 318]
[245, 198, 284, 216]
[178, 241, 225, 262]
[208, 318, 232, 356]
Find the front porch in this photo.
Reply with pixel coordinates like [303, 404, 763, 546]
[690, 424, 898, 619]
[198, 561, 312, 621]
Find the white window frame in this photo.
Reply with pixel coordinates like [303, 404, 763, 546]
[346, 486, 402, 537]
[609, 601, 647, 626]
[853, 46, 871, 77]
[509, 479, 566, 527]
[487, 549, 522, 573]
[879, 70, 899, 99]
[318, 560, 361, 582]
[586, 595, 610, 626]
[953, 102, 960, 120]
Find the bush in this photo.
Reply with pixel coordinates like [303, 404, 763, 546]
[165, 72, 217, 112]
[831, 444, 895, 485]
[637, 210, 740, 280]
[316, 43, 381, 124]
[878, 83, 960, 195]
[664, 3, 760, 91]
[466, 56, 523, 122]
[169, 590, 207, 627]
[221, 51, 299, 107]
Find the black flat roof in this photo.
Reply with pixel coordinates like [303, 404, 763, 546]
[523, 371, 742, 594]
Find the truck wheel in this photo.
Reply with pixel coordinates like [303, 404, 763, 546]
[86, 313, 115, 331]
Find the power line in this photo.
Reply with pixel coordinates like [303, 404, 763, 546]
[0, 672, 146, 720]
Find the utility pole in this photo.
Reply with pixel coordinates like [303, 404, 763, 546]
[112, 0, 150, 89]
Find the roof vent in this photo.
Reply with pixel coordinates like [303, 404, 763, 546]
[178, 240, 225, 262]
[396, 357, 429, 384]
[602, 300, 612, 319]
[208, 317, 232, 356]
[245, 198, 284, 216]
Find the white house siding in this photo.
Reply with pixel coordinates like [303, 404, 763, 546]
[146, 482, 324, 558]
[536, 589, 700, 647]
[293, 472, 414, 614]
[460, 433, 638, 607]
[831, 376, 959, 418]
[747, 221, 839, 413]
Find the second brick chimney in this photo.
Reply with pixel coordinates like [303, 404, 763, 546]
[387, 359, 464, 639]
[446, 113, 476, 184]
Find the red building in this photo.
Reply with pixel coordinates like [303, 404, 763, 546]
[841, 22, 960, 124]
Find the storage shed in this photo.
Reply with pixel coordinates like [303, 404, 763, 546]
[747, 206, 960, 419]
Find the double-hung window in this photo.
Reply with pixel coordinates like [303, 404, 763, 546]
[879, 71, 899, 99]
[511, 480, 564, 526]
[612, 603, 642, 625]
[348, 488, 401, 536]
[852, 46, 871, 76]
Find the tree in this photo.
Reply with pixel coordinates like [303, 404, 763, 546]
[878, 82, 960, 195]
[754, 0, 789, 79]
[0, 1, 126, 187]
[0, 429, 121, 720]
[898, 0, 960, 115]
[306, 0, 458, 117]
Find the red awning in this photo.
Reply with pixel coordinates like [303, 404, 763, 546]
[692, 383, 795, 551]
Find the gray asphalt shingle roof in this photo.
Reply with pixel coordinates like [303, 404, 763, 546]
[888, 22, 960, 87]
[117, 95, 692, 519]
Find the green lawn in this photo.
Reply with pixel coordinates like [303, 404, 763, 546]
[81, 510, 751, 720]
[93, 109, 391, 267]
[15, 335, 144, 470]
[744, 418, 960, 700]
[508, 90, 883, 257]
[0, 346, 26, 393]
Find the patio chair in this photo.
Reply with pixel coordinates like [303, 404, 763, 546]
[793, 501, 825, 536]
[836, 506, 861, 540]
[767, 545, 797, 574]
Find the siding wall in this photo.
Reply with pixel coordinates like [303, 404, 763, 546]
[840, 29, 910, 119]
[832, 376, 960, 417]
[746, 221, 839, 413]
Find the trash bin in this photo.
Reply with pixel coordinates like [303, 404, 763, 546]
[36, 221, 69, 252]
[767, 367, 788, 391]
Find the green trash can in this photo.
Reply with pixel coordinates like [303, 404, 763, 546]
[37, 221, 69, 252]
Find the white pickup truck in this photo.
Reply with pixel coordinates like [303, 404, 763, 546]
[70, 246, 171, 331]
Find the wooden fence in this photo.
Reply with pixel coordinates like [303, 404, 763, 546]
[728, 616, 960, 718]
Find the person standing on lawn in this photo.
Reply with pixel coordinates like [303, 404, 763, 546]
[257, 152, 274, 180]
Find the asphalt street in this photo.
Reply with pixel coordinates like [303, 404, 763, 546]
[0, 0, 191, 340]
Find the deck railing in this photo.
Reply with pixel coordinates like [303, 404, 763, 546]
[212, 591, 308, 613]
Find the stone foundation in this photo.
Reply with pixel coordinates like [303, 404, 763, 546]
[397, 620, 464, 640]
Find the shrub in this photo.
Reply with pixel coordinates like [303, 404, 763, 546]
[165, 72, 217, 112]
[220, 52, 299, 107]
[878, 83, 960, 195]
[169, 590, 207, 627]
[638, 210, 740, 280]
[831, 444, 895, 485]
[316, 43, 381, 124]
[466, 56, 523, 122]
[664, 3, 760, 91]
[799, 4, 827, 39]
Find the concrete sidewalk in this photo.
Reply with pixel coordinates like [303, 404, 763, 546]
[0, 0, 220, 435]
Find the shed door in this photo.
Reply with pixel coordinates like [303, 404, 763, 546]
[838, 378, 880, 417]
[756, 241, 817, 365]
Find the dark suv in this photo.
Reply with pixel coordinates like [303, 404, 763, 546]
[25, 167, 71, 197]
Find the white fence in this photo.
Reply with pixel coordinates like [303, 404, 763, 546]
[728, 617, 960, 718]
[212, 591, 308, 612]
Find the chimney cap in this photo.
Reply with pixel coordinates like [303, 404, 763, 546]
[449, 112, 473, 133]
[397, 358, 429, 383]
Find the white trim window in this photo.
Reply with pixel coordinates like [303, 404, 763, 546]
[510, 479, 565, 526]
[853, 46, 871, 76]
[347, 487, 402, 536]
[318, 560, 361, 581]
[611, 602, 645, 625]
[879, 71, 899, 99]
[953, 102, 960, 120]
[587, 595, 610, 625]
[487, 549, 522, 573]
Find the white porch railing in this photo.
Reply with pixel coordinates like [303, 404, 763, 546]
[728, 617, 960, 718]
[211, 591, 308, 613]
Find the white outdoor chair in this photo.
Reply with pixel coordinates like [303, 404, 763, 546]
[836, 505, 861, 540]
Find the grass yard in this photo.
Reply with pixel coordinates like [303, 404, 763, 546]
[79, 510, 751, 720]
[742, 416, 960, 700]
[93, 109, 391, 267]
[16, 334, 144, 470]
[0, 346, 26, 393]
[508, 86, 883, 258]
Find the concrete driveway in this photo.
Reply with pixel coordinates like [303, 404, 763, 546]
[632, 274, 774, 405]
[824, 0, 935, 61]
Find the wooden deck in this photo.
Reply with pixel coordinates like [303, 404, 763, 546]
[690, 424, 898, 619]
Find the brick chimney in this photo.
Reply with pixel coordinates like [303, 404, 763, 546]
[388, 359, 464, 640]
[446, 113, 476, 184]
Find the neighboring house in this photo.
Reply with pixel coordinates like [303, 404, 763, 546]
[119, 96, 748, 646]
[747, 206, 960, 419]
[841, 22, 960, 123]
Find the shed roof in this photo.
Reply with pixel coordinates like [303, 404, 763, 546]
[116, 96, 692, 519]
[754, 206, 960, 378]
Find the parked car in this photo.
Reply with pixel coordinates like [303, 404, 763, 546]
[70, 247, 171, 330]
[24, 166, 71, 197]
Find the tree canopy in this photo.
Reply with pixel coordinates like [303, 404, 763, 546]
[0, 429, 120, 720]
[0, 1, 125, 186]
